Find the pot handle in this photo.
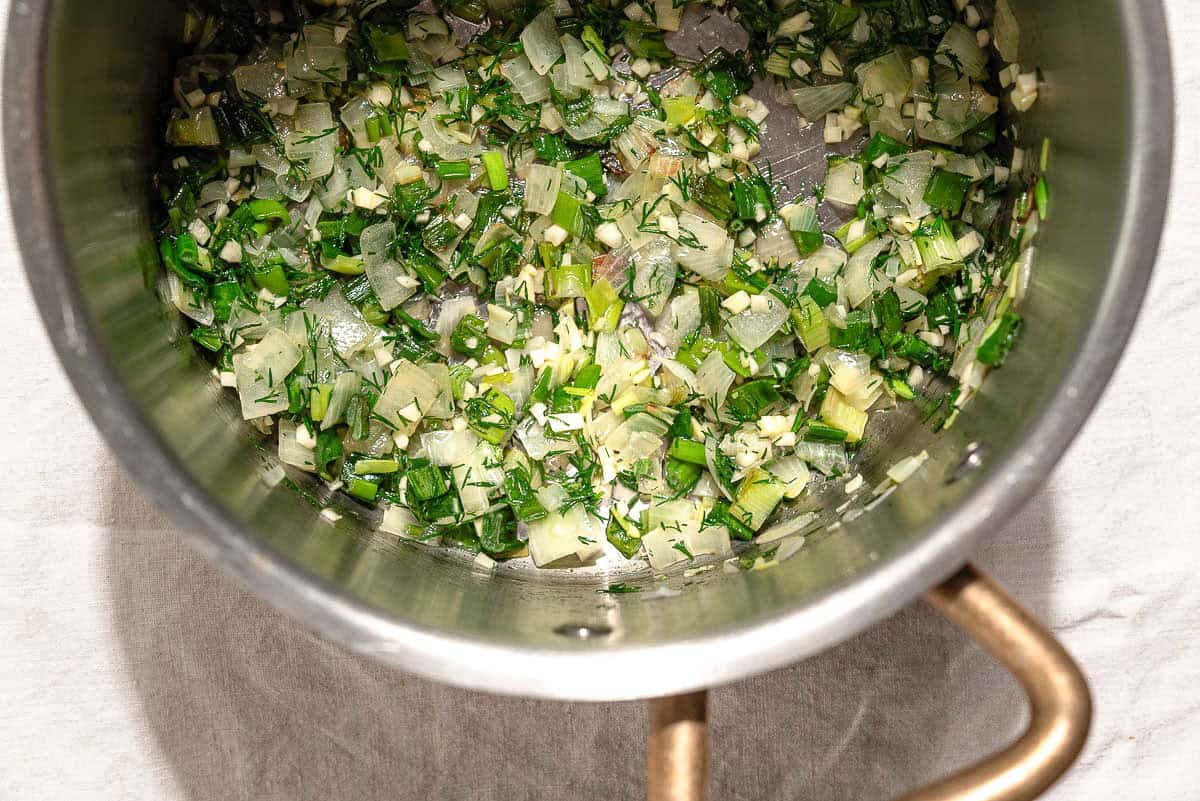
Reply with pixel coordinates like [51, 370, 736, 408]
[646, 563, 1092, 801]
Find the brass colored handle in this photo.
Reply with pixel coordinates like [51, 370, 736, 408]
[644, 564, 1091, 801]
[901, 564, 1092, 801]
[647, 691, 707, 801]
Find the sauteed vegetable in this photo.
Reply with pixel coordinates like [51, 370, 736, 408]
[156, 0, 1045, 571]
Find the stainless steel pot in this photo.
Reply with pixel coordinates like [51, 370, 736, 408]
[5, 1, 1173, 798]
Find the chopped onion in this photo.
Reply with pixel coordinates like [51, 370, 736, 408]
[656, 289, 702, 350]
[232, 329, 301, 420]
[373, 359, 441, 432]
[654, 0, 683, 31]
[361, 222, 417, 310]
[419, 364, 454, 420]
[166, 107, 220, 147]
[286, 24, 348, 85]
[660, 358, 699, 394]
[500, 53, 552, 104]
[164, 273, 214, 325]
[284, 102, 336, 179]
[756, 511, 816, 544]
[528, 504, 604, 566]
[764, 456, 812, 500]
[278, 419, 317, 472]
[307, 291, 377, 357]
[883, 151, 934, 218]
[915, 79, 998, 145]
[842, 237, 890, 308]
[824, 160, 864, 206]
[428, 64, 468, 93]
[560, 34, 594, 90]
[755, 218, 801, 267]
[436, 295, 479, 339]
[804, 245, 848, 280]
[643, 498, 701, 532]
[855, 50, 911, 103]
[233, 61, 285, 101]
[379, 505, 417, 537]
[632, 236, 677, 316]
[696, 349, 735, 411]
[726, 292, 790, 351]
[421, 428, 479, 466]
[452, 443, 504, 517]
[675, 212, 732, 279]
[937, 24, 988, 81]
[793, 440, 849, 475]
[563, 97, 630, 142]
[519, 8, 563, 76]
[993, 0, 1020, 62]
[524, 163, 562, 215]
[790, 82, 855, 122]
[516, 416, 555, 460]
[321, 371, 361, 431]
[418, 101, 484, 160]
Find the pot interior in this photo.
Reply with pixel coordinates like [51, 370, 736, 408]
[13, 0, 1163, 696]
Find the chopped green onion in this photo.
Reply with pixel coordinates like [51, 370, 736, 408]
[481, 150, 508, 190]
[584, 277, 624, 332]
[667, 437, 707, 465]
[726, 379, 783, 422]
[347, 478, 380, 503]
[663, 95, 697, 127]
[733, 174, 773, 222]
[190, 326, 223, 352]
[465, 388, 515, 444]
[550, 191, 582, 234]
[923, 169, 973, 214]
[977, 311, 1024, 366]
[436, 160, 471, 179]
[820, 388, 867, 443]
[309, 383, 333, 422]
[913, 216, 963, 274]
[1035, 175, 1051, 221]
[564, 152, 607, 197]
[606, 510, 642, 558]
[450, 314, 489, 358]
[793, 295, 831, 352]
[803, 422, 848, 442]
[787, 203, 823, 255]
[407, 460, 449, 501]
[729, 468, 784, 532]
[366, 26, 410, 62]
[314, 429, 342, 481]
[864, 131, 908, 162]
[705, 500, 756, 542]
[505, 467, 547, 521]
[548, 262, 592, 298]
[354, 459, 399, 475]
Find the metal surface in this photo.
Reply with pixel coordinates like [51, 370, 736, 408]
[643, 565, 1091, 801]
[4, 0, 1174, 701]
[647, 692, 708, 801]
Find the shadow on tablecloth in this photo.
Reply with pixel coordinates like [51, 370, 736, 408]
[102, 466, 1059, 801]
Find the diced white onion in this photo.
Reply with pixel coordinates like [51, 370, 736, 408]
[824, 160, 865, 206]
[790, 82, 855, 122]
[519, 8, 564, 76]
[725, 292, 790, 352]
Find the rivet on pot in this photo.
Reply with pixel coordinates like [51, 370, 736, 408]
[553, 623, 613, 639]
[948, 442, 987, 484]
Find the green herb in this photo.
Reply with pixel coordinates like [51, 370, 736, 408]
[598, 582, 640, 594]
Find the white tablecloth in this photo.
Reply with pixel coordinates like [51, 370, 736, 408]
[1, 3, 1197, 799]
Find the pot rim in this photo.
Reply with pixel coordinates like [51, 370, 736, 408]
[4, 0, 1174, 700]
